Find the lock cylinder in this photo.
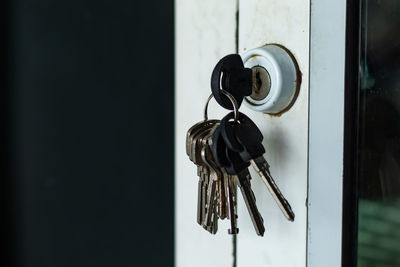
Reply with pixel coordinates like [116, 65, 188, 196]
[241, 44, 300, 114]
[250, 65, 271, 101]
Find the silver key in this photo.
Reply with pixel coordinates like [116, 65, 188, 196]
[186, 120, 219, 225]
[251, 157, 295, 221]
[235, 169, 265, 236]
[186, 120, 219, 159]
[224, 171, 239, 234]
[217, 173, 228, 220]
[192, 125, 219, 226]
[201, 129, 220, 231]
[205, 193, 218, 234]
[196, 166, 206, 225]
[203, 130, 227, 220]
[203, 168, 218, 230]
[225, 149, 265, 236]
[229, 115, 295, 222]
[186, 120, 218, 155]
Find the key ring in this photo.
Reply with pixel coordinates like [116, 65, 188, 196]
[204, 88, 239, 122]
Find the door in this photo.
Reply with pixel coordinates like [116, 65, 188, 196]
[176, 1, 346, 266]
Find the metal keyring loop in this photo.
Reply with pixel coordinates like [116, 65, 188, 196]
[204, 88, 239, 122]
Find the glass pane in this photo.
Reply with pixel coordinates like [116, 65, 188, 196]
[357, 1, 400, 266]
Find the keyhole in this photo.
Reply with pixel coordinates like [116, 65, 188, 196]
[250, 66, 271, 101]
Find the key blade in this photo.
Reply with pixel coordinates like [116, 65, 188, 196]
[225, 174, 239, 235]
[197, 171, 204, 225]
[251, 157, 295, 222]
[204, 178, 217, 227]
[236, 169, 265, 236]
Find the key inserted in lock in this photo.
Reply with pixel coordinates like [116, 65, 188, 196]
[251, 66, 271, 101]
[242, 44, 300, 114]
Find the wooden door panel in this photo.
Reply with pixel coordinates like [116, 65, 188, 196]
[237, 1, 309, 266]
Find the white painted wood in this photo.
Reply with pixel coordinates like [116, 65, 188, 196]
[237, 1, 309, 266]
[175, 1, 237, 266]
[307, 1, 346, 266]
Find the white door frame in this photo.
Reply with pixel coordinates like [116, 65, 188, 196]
[307, 0, 347, 266]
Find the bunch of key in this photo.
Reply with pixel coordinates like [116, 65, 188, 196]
[186, 54, 295, 236]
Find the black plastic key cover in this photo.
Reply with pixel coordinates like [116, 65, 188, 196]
[211, 54, 252, 110]
[211, 125, 231, 168]
[220, 112, 263, 152]
[235, 123, 266, 162]
[220, 114, 243, 153]
[225, 147, 250, 176]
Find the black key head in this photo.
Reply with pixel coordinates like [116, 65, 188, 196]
[220, 112, 263, 153]
[211, 125, 231, 168]
[225, 146, 250, 176]
[235, 121, 266, 162]
[211, 54, 252, 110]
[220, 113, 243, 152]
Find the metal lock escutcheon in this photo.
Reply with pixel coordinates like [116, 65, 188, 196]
[242, 44, 301, 114]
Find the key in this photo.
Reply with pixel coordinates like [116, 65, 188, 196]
[211, 125, 239, 234]
[222, 112, 295, 222]
[213, 125, 264, 236]
[220, 111, 263, 152]
[209, 194, 219, 234]
[187, 119, 219, 225]
[196, 166, 206, 225]
[187, 120, 217, 185]
[217, 170, 228, 220]
[225, 148, 265, 236]
[191, 124, 218, 169]
[220, 113, 243, 152]
[202, 152, 218, 230]
[201, 126, 225, 233]
[192, 124, 220, 226]
[211, 125, 231, 168]
[224, 171, 239, 234]
[193, 123, 221, 229]
[211, 54, 252, 110]
[186, 119, 219, 157]
[201, 170, 208, 227]
[191, 134, 210, 225]
[203, 129, 228, 220]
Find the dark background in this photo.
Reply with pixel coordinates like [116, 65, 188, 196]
[1, 1, 174, 266]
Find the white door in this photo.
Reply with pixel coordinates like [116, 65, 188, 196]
[175, 1, 347, 266]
